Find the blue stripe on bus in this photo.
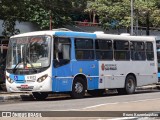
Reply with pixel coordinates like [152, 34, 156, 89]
[54, 31, 96, 39]
[52, 31, 99, 92]
[72, 61, 99, 90]
[52, 60, 99, 92]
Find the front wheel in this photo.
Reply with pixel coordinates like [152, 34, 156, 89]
[32, 92, 48, 100]
[70, 77, 86, 99]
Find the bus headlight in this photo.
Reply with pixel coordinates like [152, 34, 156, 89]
[6, 76, 14, 83]
[37, 74, 48, 83]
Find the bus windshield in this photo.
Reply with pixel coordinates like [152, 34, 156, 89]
[6, 35, 51, 70]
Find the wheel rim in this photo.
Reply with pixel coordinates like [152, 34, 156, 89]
[75, 82, 83, 93]
[127, 79, 134, 90]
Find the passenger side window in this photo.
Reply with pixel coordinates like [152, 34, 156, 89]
[146, 42, 154, 60]
[53, 37, 71, 68]
[75, 38, 94, 60]
[95, 39, 113, 60]
[130, 41, 146, 60]
[114, 40, 130, 60]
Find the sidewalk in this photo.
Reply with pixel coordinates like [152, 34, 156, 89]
[0, 84, 159, 102]
[0, 91, 32, 102]
[136, 84, 160, 90]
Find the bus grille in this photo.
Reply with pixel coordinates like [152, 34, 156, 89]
[17, 86, 34, 91]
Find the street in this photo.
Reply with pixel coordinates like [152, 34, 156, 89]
[1, 90, 160, 111]
[0, 89, 160, 120]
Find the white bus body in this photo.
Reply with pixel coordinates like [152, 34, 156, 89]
[5, 30, 158, 99]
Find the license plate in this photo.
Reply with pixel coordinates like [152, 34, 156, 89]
[21, 85, 29, 89]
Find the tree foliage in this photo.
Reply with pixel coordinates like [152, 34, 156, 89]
[1, 0, 160, 36]
[0, 0, 87, 37]
[86, 0, 160, 30]
[0, 0, 24, 36]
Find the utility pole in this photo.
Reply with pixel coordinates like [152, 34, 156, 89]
[146, 0, 149, 36]
[49, 10, 52, 30]
[50, 15, 52, 30]
[146, 11, 149, 36]
[131, 0, 134, 36]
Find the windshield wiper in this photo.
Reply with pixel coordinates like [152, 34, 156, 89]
[26, 56, 38, 73]
[13, 59, 23, 73]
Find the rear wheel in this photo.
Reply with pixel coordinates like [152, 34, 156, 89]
[70, 77, 86, 99]
[117, 75, 136, 95]
[88, 89, 105, 96]
[32, 92, 48, 100]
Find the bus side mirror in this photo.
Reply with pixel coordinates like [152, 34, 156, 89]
[56, 43, 62, 53]
[55, 43, 62, 63]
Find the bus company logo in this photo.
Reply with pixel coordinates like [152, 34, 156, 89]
[101, 64, 105, 71]
[14, 76, 18, 81]
[101, 64, 117, 71]
[2, 112, 42, 117]
[2, 112, 11, 117]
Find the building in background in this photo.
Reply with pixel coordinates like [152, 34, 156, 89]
[0, 20, 40, 87]
[0, 20, 40, 37]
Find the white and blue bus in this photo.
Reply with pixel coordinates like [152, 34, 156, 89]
[6, 30, 158, 100]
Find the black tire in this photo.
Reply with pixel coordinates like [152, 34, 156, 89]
[32, 92, 48, 100]
[70, 77, 86, 99]
[117, 88, 126, 95]
[117, 75, 136, 95]
[88, 89, 105, 96]
[156, 86, 160, 90]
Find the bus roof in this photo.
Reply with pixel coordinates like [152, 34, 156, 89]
[10, 30, 156, 42]
[96, 34, 156, 41]
[10, 30, 96, 38]
[10, 30, 56, 38]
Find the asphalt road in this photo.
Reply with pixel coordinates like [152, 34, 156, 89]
[0, 90, 160, 111]
[0, 90, 160, 120]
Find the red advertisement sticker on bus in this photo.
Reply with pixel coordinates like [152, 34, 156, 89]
[101, 64, 117, 71]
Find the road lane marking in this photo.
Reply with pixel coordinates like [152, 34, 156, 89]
[81, 98, 160, 110]
[103, 117, 138, 120]
[64, 98, 160, 111]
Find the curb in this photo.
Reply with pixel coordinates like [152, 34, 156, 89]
[0, 85, 159, 102]
[0, 95, 21, 102]
[136, 85, 160, 90]
[0, 93, 33, 102]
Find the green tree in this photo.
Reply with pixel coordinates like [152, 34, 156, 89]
[0, 0, 88, 37]
[70, 0, 88, 21]
[85, 0, 130, 30]
[28, 0, 73, 29]
[86, 0, 160, 32]
[150, 0, 160, 27]
[0, 0, 24, 36]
